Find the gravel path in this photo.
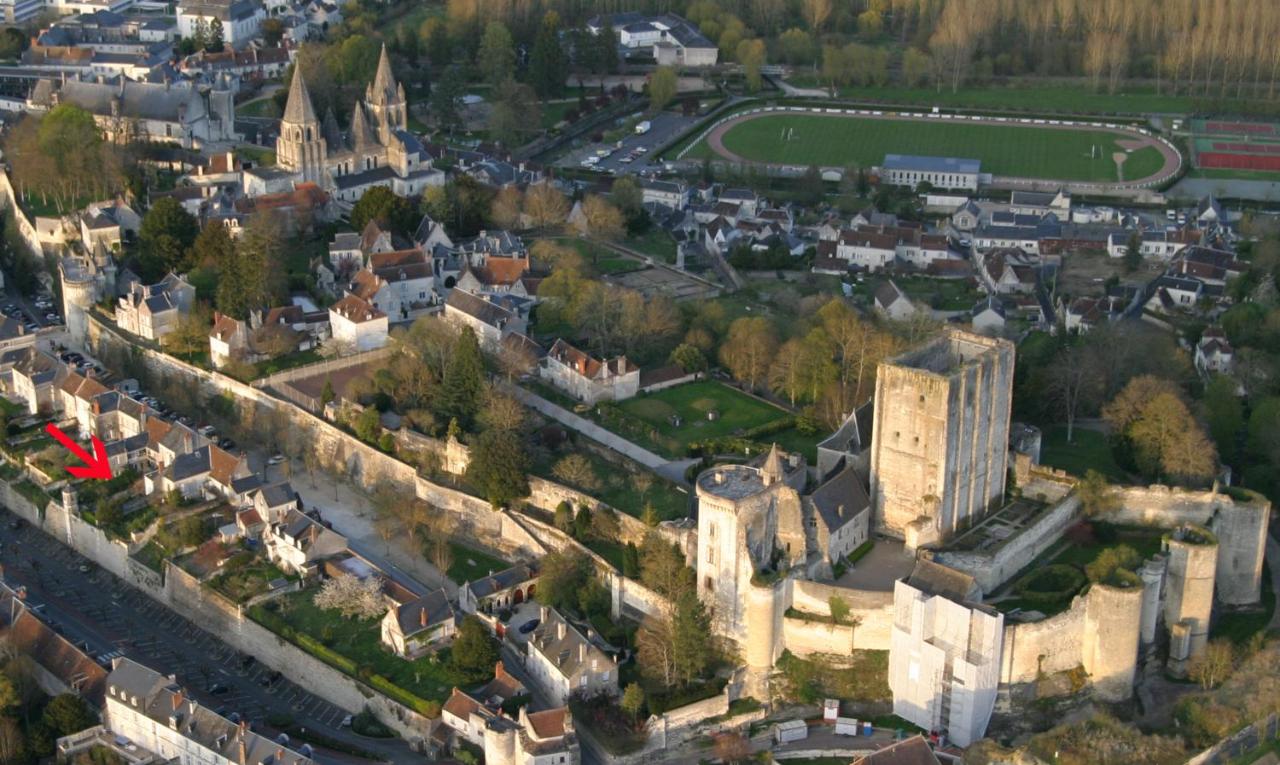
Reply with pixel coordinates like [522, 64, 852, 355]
[704, 109, 1181, 191]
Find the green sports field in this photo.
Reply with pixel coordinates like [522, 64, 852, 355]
[700, 113, 1169, 183]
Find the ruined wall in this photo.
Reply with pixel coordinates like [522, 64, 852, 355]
[787, 579, 895, 649]
[1102, 485, 1268, 606]
[1165, 534, 1218, 675]
[933, 492, 1082, 596]
[999, 599, 1086, 690]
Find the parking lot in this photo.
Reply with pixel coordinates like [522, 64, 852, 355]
[3, 283, 62, 332]
[556, 111, 702, 175]
[0, 510, 413, 763]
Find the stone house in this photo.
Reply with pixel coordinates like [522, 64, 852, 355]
[1195, 328, 1233, 375]
[58, 370, 110, 438]
[381, 589, 455, 659]
[264, 508, 348, 575]
[115, 273, 196, 341]
[443, 289, 526, 353]
[152, 444, 251, 501]
[540, 339, 639, 405]
[524, 607, 618, 705]
[458, 563, 539, 617]
[873, 280, 919, 321]
[8, 348, 62, 415]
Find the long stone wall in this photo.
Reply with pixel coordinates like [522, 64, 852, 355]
[2, 479, 434, 743]
[999, 599, 1086, 690]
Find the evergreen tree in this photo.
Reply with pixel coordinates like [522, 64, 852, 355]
[207, 17, 224, 52]
[529, 13, 567, 98]
[671, 590, 713, 685]
[430, 65, 464, 134]
[436, 327, 485, 429]
[215, 214, 285, 318]
[477, 22, 515, 87]
[465, 427, 530, 508]
[450, 617, 500, 681]
[191, 17, 208, 51]
[138, 197, 199, 277]
[622, 542, 640, 578]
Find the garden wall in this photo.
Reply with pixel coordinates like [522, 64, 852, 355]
[0, 167, 48, 258]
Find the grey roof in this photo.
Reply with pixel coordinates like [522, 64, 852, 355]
[58, 78, 204, 124]
[258, 482, 296, 508]
[106, 658, 316, 765]
[392, 588, 454, 636]
[230, 474, 262, 495]
[329, 232, 361, 252]
[874, 280, 907, 308]
[12, 348, 62, 386]
[807, 463, 869, 533]
[281, 66, 317, 125]
[333, 165, 396, 190]
[528, 607, 613, 680]
[904, 559, 979, 603]
[882, 154, 981, 175]
[105, 432, 149, 457]
[446, 288, 516, 329]
[465, 563, 537, 600]
[817, 401, 873, 460]
[0, 316, 27, 342]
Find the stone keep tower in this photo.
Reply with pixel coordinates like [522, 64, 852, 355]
[1163, 524, 1219, 676]
[276, 68, 326, 184]
[869, 329, 1014, 550]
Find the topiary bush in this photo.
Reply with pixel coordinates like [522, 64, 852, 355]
[1014, 564, 1087, 605]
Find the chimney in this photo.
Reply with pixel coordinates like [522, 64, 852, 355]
[540, 605, 548, 623]
[419, 607, 427, 627]
[171, 691, 183, 710]
[556, 621, 565, 641]
[578, 643, 585, 663]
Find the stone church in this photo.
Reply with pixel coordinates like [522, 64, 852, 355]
[245, 45, 444, 203]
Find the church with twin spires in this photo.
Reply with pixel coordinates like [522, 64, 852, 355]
[245, 45, 444, 203]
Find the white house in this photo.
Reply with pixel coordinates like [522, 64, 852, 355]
[1195, 327, 1233, 375]
[176, 0, 265, 48]
[525, 607, 618, 705]
[328, 294, 388, 352]
[115, 273, 196, 342]
[380, 589, 455, 659]
[540, 339, 639, 405]
[443, 289, 526, 352]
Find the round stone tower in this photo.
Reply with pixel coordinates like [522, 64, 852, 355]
[743, 580, 784, 699]
[1083, 582, 1143, 701]
[59, 256, 99, 347]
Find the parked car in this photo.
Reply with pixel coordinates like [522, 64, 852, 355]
[518, 618, 540, 634]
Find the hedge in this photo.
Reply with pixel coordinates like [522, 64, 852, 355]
[1013, 564, 1086, 605]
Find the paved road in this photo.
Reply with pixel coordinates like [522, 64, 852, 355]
[0, 509, 419, 765]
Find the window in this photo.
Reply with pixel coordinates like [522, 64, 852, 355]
[704, 575, 714, 591]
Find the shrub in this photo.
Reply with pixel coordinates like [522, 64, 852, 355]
[1014, 565, 1086, 605]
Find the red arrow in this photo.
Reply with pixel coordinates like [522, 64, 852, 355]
[44, 423, 113, 481]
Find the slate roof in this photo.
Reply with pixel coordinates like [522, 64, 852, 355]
[281, 66, 317, 125]
[391, 588, 454, 637]
[465, 563, 537, 600]
[0, 591, 108, 707]
[59, 78, 204, 123]
[528, 608, 613, 681]
[807, 463, 870, 534]
[106, 658, 317, 765]
[445, 289, 516, 329]
[904, 559, 979, 603]
[12, 348, 61, 386]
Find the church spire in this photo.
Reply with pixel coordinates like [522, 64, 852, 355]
[348, 105, 376, 149]
[282, 67, 318, 126]
[368, 43, 398, 106]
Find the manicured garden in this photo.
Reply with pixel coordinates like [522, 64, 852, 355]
[249, 588, 470, 714]
[701, 112, 1167, 182]
[529, 444, 689, 522]
[599, 380, 813, 460]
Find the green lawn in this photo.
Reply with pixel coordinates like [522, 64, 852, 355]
[1212, 563, 1275, 645]
[622, 229, 678, 264]
[1050, 524, 1166, 568]
[445, 542, 512, 584]
[707, 113, 1166, 182]
[250, 589, 470, 707]
[781, 79, 1238, 116]
[1039, 426, 1125, 480]
[235, 145, 277, 166]
[606, 380, 802, 459]
[555, 238, 646, 276]
[852, 275, 983, 312]
[531, 445, 689, 522]
[238, 98, 281, 118]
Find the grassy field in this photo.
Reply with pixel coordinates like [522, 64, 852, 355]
[852, 275, 983, 312]
[446, 542, 512, 584]
[622, 228, 678, 264]
[609, 381, 796, 458]
[250, 589, 470, 705]
[238, 98, 281, 119]
[701, 113, 1167, 182]
[1039, 425, 1125, 480]
[781, 78, 1239, 116]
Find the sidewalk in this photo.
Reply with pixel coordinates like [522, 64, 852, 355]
[505, 384, 670, 472]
